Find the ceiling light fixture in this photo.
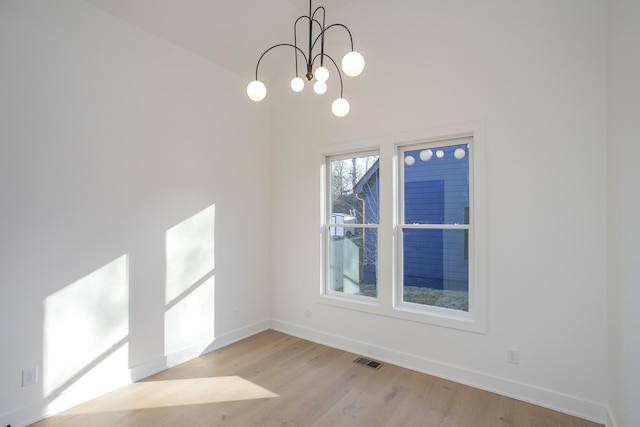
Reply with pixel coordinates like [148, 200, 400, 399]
[246, 0, 365, 118]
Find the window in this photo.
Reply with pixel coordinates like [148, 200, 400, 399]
[321, 126, 486, 333]
[398, 139, 471, 312]
[325, 152, 380, 298]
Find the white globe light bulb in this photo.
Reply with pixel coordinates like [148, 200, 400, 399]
[247, 80, 267, 102]
[341, 51, 365, 77]
[454, 148, 466, 159]
[315, 66, 329, 82]
[290, 77, 304, 92]
[331, 98, 350, 117]
[313, 80, 327, 95]
[420, 149, 433, 161]
[405, 155, 416, 166]
[436, 149, 445, 158]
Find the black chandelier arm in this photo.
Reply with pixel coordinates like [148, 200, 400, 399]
[293, 16, 305, 76]
[254, 43, 309, 80]
[294, 15, 324, 68]
[312, 23, 355, 52]
[311, 6, 326, 65]
[313, 53, 344, 98]
[293, 16, 318, 74]
[311, 6, 325, 22]
[294, 15, 325, 79]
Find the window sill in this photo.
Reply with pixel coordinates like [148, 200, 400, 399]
[317, 293, 486, 334]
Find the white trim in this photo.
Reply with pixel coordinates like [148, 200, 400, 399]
[323, 151, 381, 299]
[132, 319, 271, 381]
[271, 319, 608, 425]
[2, 320, 271, 427]
[3, 320, 610, 427]
[606, 406, 619, 427]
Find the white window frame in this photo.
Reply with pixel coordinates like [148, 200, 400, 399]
[395, 137, 477, 322]
[318, 122, 487, 333]
[323, 150, 381, 304]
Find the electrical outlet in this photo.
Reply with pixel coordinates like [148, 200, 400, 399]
[232, 309, 239, 320]
[304, 308, 311, 318]
[22, 367, 37, 387]
[507, 348, 520, 365]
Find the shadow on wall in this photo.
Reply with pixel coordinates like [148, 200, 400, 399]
[39, 204, 217, 418]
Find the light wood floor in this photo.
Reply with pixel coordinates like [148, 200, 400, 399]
[31, 330, 602, 427]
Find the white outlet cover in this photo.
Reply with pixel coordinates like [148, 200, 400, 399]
[22, 367, 37, 387]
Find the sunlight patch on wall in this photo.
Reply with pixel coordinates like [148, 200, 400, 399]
[43, 255, 129, 407]
[63, 376, 279, 414]
[165, 275, 215, 354]
[165, 204, 216, 356]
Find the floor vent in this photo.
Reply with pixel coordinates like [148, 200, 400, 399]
[354, 357, 383, 370]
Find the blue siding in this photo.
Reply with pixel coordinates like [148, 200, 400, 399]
[403, 228, 444, 288]
[404, 146, 469, 225]
[357, 143, 470, 291]
[405, 180, 445, 224]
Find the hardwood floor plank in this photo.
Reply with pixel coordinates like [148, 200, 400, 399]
[29, 330, 603, 427]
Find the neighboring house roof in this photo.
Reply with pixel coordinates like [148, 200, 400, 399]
[353, 159, 379, 194]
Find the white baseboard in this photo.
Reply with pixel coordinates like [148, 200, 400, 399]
[1, 319, 271, 427]
[606, 405, 619, 427]
[129, 318, 271, 382]
[270, 319, 608, 426]
[201, 319, 271, 356]
[3, 318, 608, 427]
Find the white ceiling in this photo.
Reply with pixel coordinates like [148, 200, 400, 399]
[84, 0, 356, 77]
[287, 0, 355, 13]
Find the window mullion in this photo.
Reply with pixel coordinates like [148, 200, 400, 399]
[400, 224, 471, 230]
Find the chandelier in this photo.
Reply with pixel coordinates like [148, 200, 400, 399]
[246, 0, 365, 117]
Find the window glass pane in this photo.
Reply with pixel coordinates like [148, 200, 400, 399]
[328, 227, 377, 297]
[402, 143, 469, 225]
[402, 228, 468, 311]
[330, 155, 379, 224]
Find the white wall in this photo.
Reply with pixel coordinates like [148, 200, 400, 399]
[607, 0, 640, 426]
[1, 0, 626, 425]
[269, 0, 609, 422]
[0, 1, 271, 425]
